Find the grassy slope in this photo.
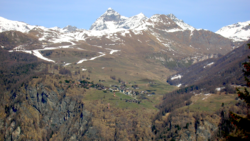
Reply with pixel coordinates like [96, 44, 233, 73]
[40, 49, 99, 63]
[179, 93, 238, 113]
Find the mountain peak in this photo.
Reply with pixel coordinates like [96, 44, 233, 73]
[149, 14, 167, 22]
[90, 8, 122, 30]
[136, 13, 146, 18]
[166, 14, 183, 23]
[63, 25, 77, 32]
[166, 13, 177, 19]
[166, 14, 195, 31]
[104, 8, 119, 16]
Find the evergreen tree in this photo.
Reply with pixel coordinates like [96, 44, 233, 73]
[227, 43, 250, 140]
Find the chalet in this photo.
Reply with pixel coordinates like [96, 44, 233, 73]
[112, 88, 119, 92]
[140, 91, 147, 94]
[74, 81, 80, 85]
[103, 87, 109, 90]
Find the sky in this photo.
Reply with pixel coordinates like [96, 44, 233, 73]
[0, 0, 249, 32]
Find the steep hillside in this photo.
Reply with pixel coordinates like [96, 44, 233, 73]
[0, 31, 41, 50]
[150, 40, 250, 141]
[167, 40, 250, 92]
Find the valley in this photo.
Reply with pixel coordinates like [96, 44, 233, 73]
[0, 7, 249, 141]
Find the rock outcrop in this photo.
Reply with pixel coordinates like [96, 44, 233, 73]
[2, 78, 99, 140]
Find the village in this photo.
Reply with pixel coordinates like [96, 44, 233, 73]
[63, 77, 157, 104]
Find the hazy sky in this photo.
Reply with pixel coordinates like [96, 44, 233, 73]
[0, 0, 249, 32]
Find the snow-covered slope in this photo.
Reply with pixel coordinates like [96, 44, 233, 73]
[119, 13, 148, 29]
[216, 21, 250, 41]
[0, 17, 35, 33]
[0, 16, 84, 34]
[166, 14, 195, 31]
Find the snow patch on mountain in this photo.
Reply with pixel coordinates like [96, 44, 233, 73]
[89, 52, 106, 60]
[166, 28, 184, 32]
[119, 13, 148, 29]
[171, 74, 182, 80]
[215, 87, 225, 91]
[216, 21, 250, 41]
[77, 59, 88, 64]
[76, 52, 106, 64]
[166, 14, 195, 31]
[176, 84, 182, 87]
[203, 62, 214, 68]
[9, 47, 60, 63]
[148, 14, 164, 23]
[105, 48, 120, 54]
[64, 63, 71, 66]
[32, 50, 55, 62]
[120, 30, 131, 37]
[132, 30, 143, 35]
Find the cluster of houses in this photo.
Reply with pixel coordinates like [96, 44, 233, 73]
[108, 84, 150, 97]
[68, 79, 155, 98]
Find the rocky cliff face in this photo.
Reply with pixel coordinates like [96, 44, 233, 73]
[178, 120, 218, 141]
[1, 77, 99, 140]
[154, 112, 219, 141]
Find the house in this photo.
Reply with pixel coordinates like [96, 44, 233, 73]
[127, 90, 132, 96]
[103, 87, 109, 90]
[113, 88, 119, 92]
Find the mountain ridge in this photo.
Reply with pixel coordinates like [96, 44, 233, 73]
[216, 20, 250, 41]
[0, 8, 246, 70]
[1, 8, 249, 43]
[1, 8, 249, 41]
